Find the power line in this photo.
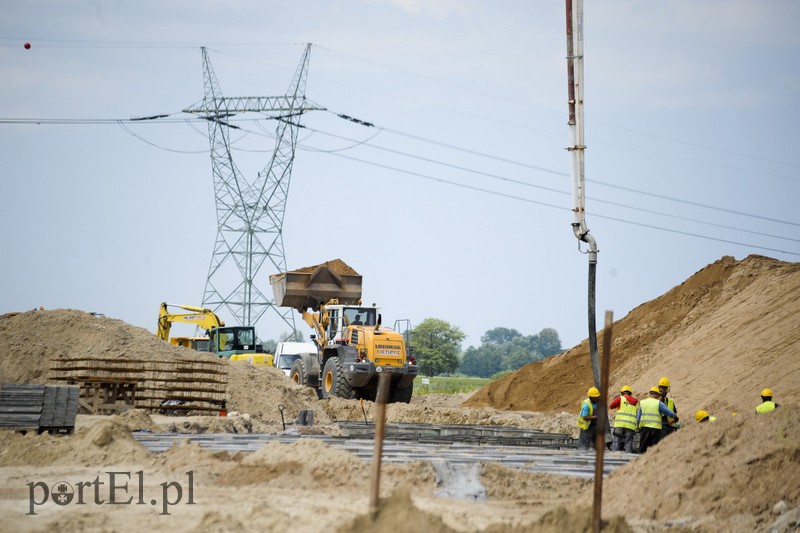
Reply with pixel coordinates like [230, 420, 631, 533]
[315, 45, 800, 171]
[115, 113, 800, 245]
[298, 145, 799, 258]
[317, 114, 800, 230]
[8, 108, 797, 233]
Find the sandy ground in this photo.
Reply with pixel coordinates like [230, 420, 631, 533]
[1, 254, 799, 532]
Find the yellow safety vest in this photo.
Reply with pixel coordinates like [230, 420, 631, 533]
[756, 401, 776, 413]
[639, 397, 663, 430]
[577, 399, 594, 430]
[662, 396, 677, 425]
[614, 395, 638, 431]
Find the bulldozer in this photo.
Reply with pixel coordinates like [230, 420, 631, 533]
[269, 260, 417, 403]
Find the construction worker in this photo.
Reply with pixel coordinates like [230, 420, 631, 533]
[658, 377, 679, 437]
[756, 388, 780, 413]
[609, 385, 638, 453]
[636, 386, 678, 453]
[577, 387, 600, 451]
[695, 410, 716, 423]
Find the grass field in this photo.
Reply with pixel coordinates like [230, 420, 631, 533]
[413, 375, 492, 395]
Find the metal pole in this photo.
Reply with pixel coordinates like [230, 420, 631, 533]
[592, 310, 613, 533]
[369, 373, 390, 520]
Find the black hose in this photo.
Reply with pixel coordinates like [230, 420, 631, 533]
[588, 259, 600, 387]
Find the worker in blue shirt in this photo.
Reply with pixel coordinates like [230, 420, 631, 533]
[576, 387, 601, 450]
[636, 386, 679, 453]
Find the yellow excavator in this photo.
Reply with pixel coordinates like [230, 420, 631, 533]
[269, 260, 417, 403]
[156, 302, 270, 363]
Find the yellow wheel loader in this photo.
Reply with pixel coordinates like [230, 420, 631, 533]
[269, 260, 417, 403]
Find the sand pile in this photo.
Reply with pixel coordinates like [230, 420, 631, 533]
[0, 419, 150, 467]
[338, 487, 457, 533]
[601, 406, 800, 530]
[464, 255, 800, 419]
[0, 309, 194, 383]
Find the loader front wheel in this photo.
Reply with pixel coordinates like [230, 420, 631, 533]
[321, 357, 354, 400]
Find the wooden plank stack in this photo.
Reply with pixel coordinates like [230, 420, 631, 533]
[48, 357, 228, 414]
[0, 383, 79, 434]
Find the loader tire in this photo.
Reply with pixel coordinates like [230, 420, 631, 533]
[321, 356, 355, 400]
[389, 381, 414, 404]
[290, 359, 313, 389]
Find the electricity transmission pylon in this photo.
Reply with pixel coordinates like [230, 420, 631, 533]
[182, 44, 322, 335]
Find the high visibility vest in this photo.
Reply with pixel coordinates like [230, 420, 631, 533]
[577, 399, 594, 430]
[756, 401, 776, 413]
[614, 395, 638, 431]
[662, 396, 677, 425]
[639, 397, 663, 430]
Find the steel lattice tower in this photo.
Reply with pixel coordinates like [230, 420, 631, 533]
[182, 45, 321, 335]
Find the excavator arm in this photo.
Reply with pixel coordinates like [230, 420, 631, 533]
[157, 302, 225, 341]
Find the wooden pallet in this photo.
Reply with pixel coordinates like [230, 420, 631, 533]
[48, 357, 228, 414]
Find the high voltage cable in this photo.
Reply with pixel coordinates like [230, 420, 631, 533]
[7, 109, 796, 232]
[315, 45, 800, 171]
[106, 114, 800, 245]
[297, 145, 799, 258]
[304, 124, 800, 242]
[326, 112, 800, 229]
[4, 36, 796, 174]
[233, 118, 800, 250]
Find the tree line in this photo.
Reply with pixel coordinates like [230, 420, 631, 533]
[409, 318, 562, 378]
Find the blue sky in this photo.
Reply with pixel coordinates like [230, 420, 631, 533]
[1, 1, 798, 351]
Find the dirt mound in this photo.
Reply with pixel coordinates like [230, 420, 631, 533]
[113, 409, 162, 432]
[225, 362, 321, 423]
[0, 309, 323, 425]
[0, 309, 196, 382]
[0, 419, 150, 467]
[601, 406, 800, 531]
[464, 255, 800, 418]
[337, 486, 457, 533]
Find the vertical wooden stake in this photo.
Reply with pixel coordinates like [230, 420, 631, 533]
[369, 372, 390, 520]
[593, 310, 613, 533]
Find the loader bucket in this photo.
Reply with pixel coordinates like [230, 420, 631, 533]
[270, 259, 362, 310]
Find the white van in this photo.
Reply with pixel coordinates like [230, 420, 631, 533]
[274, 341, 318, 376]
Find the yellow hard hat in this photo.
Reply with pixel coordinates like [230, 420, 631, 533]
[620, 385, 632, 394]
[695, 410, 709, 423]
[649, 386, 661, 395]
[658, 377, 670, 388]
[587, 387, 601, 398]
[761, 388, 773, 397]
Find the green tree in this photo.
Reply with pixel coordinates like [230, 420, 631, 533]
[503, 335, 541, 370]
[460, 344, 504, 378]
[410, 318, 465, 377]
[538, 328, 562, 356]
[481, 327, 521, 345]
[458, 326, 563, 377]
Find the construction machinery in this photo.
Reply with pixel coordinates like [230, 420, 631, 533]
[156, 302, 260, 359]
[269, 260, 417, 403]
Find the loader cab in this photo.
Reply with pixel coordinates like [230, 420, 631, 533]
[325, 305, 379, 347]
[344, 307, 376, 327]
